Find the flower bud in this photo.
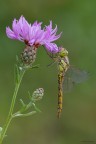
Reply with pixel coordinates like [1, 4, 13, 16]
[32, 88, 44, 102]
[21, 46, 37, 65]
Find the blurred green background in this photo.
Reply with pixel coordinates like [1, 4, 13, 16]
[0, 0, 96, 144]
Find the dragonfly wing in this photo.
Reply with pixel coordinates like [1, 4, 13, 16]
[63, 67, 88, 92]
[63, 76, 75, 92]
[68, 67, 88, 83]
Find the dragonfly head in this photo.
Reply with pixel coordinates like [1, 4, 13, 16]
[59, 48, 68, 57]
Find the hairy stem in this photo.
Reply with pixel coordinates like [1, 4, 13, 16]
[0, 69, 25, 144]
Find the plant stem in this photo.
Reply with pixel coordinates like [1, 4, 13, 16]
[0, 69, 25, 144]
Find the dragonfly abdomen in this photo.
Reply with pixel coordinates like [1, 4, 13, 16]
[57, 72, 64, 118]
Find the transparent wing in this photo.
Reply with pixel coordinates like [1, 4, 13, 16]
[63, 76, 75, 92]
[63, 67, 88, 92]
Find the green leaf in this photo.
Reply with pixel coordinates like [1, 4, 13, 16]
[0, 127, 3, 138]
[32, 103, 41, 113]
[31, 64, 40, 69]
[28, 91, 32, 101]
[16, 55, 19, 63]
[0, 127, 2, 133]
[13, 111, 36, 118]
[20, 99, 26, 107]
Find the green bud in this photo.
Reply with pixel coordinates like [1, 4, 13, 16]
[21, 46, 37, 65]
[32, 88, 44, 102]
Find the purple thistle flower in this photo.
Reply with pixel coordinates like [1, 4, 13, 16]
[6, 16, 44, 47]
[6, 16, 62, 53]
[43, 21, 62, 53]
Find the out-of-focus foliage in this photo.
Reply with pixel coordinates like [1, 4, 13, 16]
[0, 0, 96, 144]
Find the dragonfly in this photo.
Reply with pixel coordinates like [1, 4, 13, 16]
[46, 47, 88, 118]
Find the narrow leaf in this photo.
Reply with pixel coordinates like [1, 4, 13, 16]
[20, 99, 26, 107]
[32, 103, 41, 112]
[13, 111, 36, 117]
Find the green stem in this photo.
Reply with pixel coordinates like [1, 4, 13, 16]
[0, 70, 25, 144]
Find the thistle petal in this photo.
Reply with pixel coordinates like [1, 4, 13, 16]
[6, 27, 17, 39]
[6, 16, 62, 53]
[44, 42, 59, 53]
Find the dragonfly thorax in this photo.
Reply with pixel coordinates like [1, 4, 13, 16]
[59, 48, 68, 57]
[64, 56, 70, 66]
